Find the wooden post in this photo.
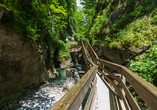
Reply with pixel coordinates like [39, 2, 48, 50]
[121, 75, 126, 99]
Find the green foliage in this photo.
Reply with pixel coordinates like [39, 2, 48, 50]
[2, 0, 68, 39]
[105, 12, 157, 50]
[1, 0, 76, 70]
[73, 0, 96, 42]
[104, 1, 157, 49]
[88, 0, 157, 49]
[92, 39, 102, 47]
[129, 45, 157, 85]
[58, 43, 70, 62]
[71, 42, 78, 47]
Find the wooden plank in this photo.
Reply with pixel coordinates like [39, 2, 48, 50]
[97, 64, 121, 83]
[98, 65, 140, 109]
[121, 75, 140, 110]
[121, 81, 140, 110]
[90, 87, 97, 110]
[121, 66, 157, 110]
[87, 42, 99, 59]
[84, 77, 97, 110]
[115, 95, 121, 110]
[102, 72, 121, 77]
[68, 43, 82, 53]
[117, 96, 123, 110]
[98, 69, 121, 95]
[121, 90, 131, 110]
[96, 58, 121, 72]
[68, 43, 81, 49]
[86, 44, 97, 65]
[68, 47, 82, 53]
[109, 89, 119, 110]
[50, 65, 97, 110]
[82, 42, 88, 59]
[86, 46, 95, 62]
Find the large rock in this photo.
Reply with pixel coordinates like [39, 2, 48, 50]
[0, 25, 49, 103]
[94, 46, 134, 65]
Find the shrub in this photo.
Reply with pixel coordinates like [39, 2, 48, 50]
[129, 45, 157, 86]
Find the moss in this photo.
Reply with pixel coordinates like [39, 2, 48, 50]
[90, 0, 157, 50]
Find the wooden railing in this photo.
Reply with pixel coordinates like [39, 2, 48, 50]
[86, 42, 157, 110]
[51, 42, 157, 110]
[51, 42, 97, 110]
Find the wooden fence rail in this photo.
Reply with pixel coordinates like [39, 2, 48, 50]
[87, 42, 157, 110]
[51, 42, 97, 110]
[51, 42, 157, 110]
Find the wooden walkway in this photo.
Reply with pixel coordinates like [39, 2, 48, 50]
[94, 73, 126, 110]
[51, 42, 157, 110]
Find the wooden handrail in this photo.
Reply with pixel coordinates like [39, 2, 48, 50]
[87, 42, 157, 110]
[96, 58, 121, 72]
[50, 65, 97, 110]
[121, 66, 157, 110]
[51, 42, 97, 110]
[87, 42, 99, 59]
[54, 42, 157, 110]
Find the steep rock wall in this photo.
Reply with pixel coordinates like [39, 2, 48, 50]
[92, 0, 157, 65]
[0, 25, 49, 103]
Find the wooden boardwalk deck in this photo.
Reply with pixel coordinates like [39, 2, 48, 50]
[51, 42, 157, 110]
[94, 73, 126, 110]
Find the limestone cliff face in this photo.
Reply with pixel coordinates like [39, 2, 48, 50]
[0, 25, 49, 103]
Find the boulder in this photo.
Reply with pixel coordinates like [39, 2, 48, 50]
[66, 69, 74, 78]
[65, 77, 75, 90]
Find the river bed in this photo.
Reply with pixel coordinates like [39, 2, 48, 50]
[0, 67, 85, 110]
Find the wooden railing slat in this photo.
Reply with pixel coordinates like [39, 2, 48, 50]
[121, 66, 157, 110]
[84, 76, 97, 110]
[50, 65, 97, 110]
[97, 64, 121, 83]
[85, 42, 157, 110]
[96, 58, 121, 72]
[98, 69, 121, 95]
[121, 90, 131, 110]
[121, 81, 141, 110]
[87, 42, 99, 59]
[63, 42, 157, 110]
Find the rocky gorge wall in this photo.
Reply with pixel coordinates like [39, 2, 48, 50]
[91, 0, 157, 65]
[0, 24, 50, 103]
[0, 5, 73, 103]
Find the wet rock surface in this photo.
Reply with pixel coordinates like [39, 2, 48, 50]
[0, 81, 67, 110]
[0, 25, 49, 103]
[0, 67, 85, 110]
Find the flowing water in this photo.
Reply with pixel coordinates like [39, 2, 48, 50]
[0, 66, 85, 110]
[0, 69, 67, 110]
